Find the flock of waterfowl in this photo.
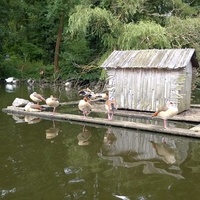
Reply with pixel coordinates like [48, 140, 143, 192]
[24, 87, 115, 120]
[4, 77, 181, 129]
[23, 88, 178, 130]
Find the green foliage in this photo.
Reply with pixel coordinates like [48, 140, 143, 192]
[118, 20, 171, 49]
[166, 16, 200, 60]
[68, 5, 121, 40]
[0, 0, 200, 85]
[19, 43, 44, 62]
[0, 56, 22, 78]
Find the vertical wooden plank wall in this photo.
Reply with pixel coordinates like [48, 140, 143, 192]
[107, 67, 190, 112]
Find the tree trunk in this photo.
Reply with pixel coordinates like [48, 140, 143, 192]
[54, 12, 64, 73]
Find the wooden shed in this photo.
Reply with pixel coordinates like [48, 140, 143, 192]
[101, 49, 199, 113]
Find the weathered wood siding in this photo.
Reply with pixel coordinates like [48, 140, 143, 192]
[102, 49, 199, 113]
[107, 67, 191, 112]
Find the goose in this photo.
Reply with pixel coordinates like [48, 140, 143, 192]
[78, 96, 92, 118]
[95, 92, 109, 101]
[152, 101, 178, 129]
[24, 102, 42, 112]
[30, 92, 46, 105]
[46, 95, 60, 115]
[105, 97, 117, 120]
[78, 87, 92, 96]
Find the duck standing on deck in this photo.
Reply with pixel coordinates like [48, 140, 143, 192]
[46, 95, 60, 115]
[30, 92, 46, 105]
[105, 97, 117, 120]
[78, 96, 92, 118]
[152, 101, 178, 129]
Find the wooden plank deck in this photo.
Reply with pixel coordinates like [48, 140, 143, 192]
[2, 104, 200, 139]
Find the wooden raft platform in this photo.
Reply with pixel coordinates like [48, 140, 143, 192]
[2, 105, 200, 139]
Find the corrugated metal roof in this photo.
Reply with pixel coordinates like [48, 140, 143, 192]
[101, 49, 198, 69]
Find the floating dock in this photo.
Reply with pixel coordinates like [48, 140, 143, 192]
[2, 103, 200, 138]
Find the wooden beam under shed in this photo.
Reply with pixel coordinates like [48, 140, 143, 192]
[2, 106, 200, 139]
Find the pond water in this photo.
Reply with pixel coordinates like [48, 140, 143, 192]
[1, 82, 200, 200]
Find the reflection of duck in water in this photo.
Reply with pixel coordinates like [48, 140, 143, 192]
[150, 140, 176, 164]
[46, 121, 60, 139]
[24, 115, 41, 124]
[103, 128, 117, 145]
[5, 84, 17, 93]
[77, 125, 92, 146]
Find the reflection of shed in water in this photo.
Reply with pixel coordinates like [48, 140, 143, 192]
[99, 127, 189, 179]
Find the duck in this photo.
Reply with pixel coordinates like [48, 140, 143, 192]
[30, 92, 46, 105]
[105, 97, 117, 120]
[5, 77, 19, 84]
[150, 140, 176, 164]
[78, 96, 92, 118]
[152, 101, 178, 129]
[64, 81, 72, 88]
[78, 87, 92, 96]
[27, 78, 35, 86]
[45, 95, 60, 115]
[95, 92, 109, 101]
[24, 102, 42, 112]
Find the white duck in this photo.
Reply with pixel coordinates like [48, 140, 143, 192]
[105, 97, 117, 120]
[24, 102, 42, 112]
[30, 92, 46, 105]
[27, 78, 35, 86]
[152, 101, 178, 129]
[5, 77, 18, 84]
[78, 96, 92, 118]
[46, 95, 60, 115]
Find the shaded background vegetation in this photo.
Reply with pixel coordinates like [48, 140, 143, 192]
[0, 0, 200, 85]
